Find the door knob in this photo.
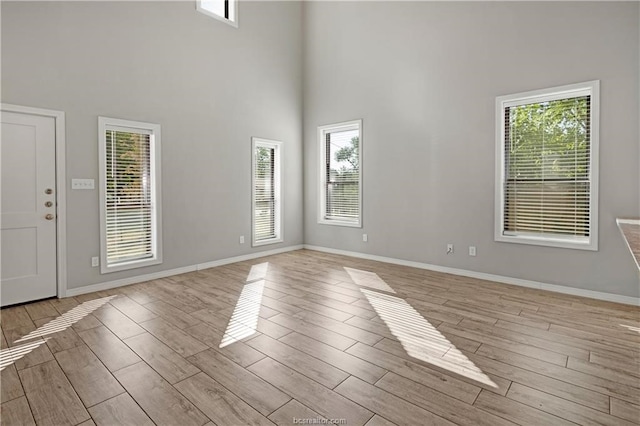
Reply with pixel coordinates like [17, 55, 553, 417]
[45, 188, 53, 194]
[45, 201, 53, 207]
[45, 214, 55, 220]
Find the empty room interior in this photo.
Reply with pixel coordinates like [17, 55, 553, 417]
[1, 1, 640, 425]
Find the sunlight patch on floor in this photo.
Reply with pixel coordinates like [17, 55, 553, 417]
[0, 339, 50, 370]
[361, 288, 496, 387]
[246, 262, 269, 283]
[344, 267, 396, 293]
[1, 295, 116, 370]
[219, 263, 268, 348]
[15, 296, 116, 343]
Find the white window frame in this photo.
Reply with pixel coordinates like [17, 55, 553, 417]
[99, 117, 163, 273]
[494, 80, 599, 251]
[318, 119, 363, 228]
[252, 137, 283, 247]
[196, 0, 238, 28]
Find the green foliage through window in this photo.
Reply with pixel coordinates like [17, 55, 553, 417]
[326, 131, 360, 221]
[503, 95, 591, 237]
[105, 130, 153, 264]
[507, 96, 589, 180]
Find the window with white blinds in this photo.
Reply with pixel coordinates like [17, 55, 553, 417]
[495, 81, 599, 250]
[318, 120, 362, 227]
[252, 138, 282, 246]
[197, 0, 237, 27]
[99, 117, 162, 273]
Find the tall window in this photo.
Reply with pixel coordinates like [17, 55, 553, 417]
[318, 120, 362, 227]
[252, 138, 282, 246]
[197, 0, 237, 27]
[495, 81, 599, 250]
[99, 117, 162, 273]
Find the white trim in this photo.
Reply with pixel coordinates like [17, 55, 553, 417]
[98, 117, 163, 274]
[65, 245, 304, 297]
[196, 0, 238, 28]
[303, 245, 640, 306]
[317, 119, 363, 228]
[1, 103, 68, 298]
[66, 265, 197, 297]
[197, 244, 302, 270]
[64, 243, 638, 305]
[501, 86, 593, 108]
[495, 80, 600, 251]
[252, 137, 283, 247]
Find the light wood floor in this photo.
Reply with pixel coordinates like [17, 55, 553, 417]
[1, 249, 639, 426]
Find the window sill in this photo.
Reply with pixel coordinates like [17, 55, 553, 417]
[100, 257, 162, 274]
[495, 233, 597, 251]
[253, 237, 283, 248]
[318, 218, 362, 228]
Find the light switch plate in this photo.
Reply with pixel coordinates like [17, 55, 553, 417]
[72, 179, 95, 190]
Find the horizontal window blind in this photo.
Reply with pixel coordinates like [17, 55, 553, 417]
[254, 146, 276, 242]
[325, 128, 360, 222]
[503, 95, 591, 238]
[105, 128, 154, 265]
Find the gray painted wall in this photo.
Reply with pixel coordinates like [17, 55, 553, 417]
[3, 1, 639, 298]
[303, 2, 640, 298]
[1, 1, 303, 290]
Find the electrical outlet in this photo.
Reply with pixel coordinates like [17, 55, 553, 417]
[469, 246, 477, 256]
[239, 236, 245, 244]
[447, 244, 454, 254]
[362, 234, 368, 242]
[91, 257, 99, 267]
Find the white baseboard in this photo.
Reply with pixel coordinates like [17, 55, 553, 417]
[303, 245, 640, 306]
[65, 245, 304, 297]
[196, 245, 304, 270]
[65, 243, 639, 306]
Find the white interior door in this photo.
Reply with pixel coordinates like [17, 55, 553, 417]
[1, 110, 57, 306]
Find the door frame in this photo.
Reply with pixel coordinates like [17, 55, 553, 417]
[2, 103, 67, 298]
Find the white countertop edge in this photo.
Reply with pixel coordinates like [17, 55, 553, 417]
[616, 218, 640, 226]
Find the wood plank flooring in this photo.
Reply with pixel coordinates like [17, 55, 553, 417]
[1, 249, 639, 425]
